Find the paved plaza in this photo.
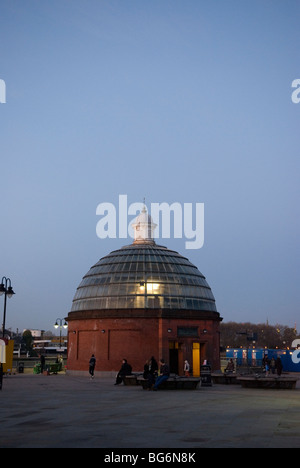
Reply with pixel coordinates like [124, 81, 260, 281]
[1, 373, 300, 449]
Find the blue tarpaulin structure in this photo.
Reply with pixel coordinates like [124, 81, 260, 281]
[226, 348, 300, 372]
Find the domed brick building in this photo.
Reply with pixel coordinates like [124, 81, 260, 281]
[67, 208, 222, 375]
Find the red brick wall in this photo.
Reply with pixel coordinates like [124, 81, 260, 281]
[67, 317, 160, 372]
[67, 313, 221, 373]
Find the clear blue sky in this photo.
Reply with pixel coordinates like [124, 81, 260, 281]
[0, 0, 299, 334]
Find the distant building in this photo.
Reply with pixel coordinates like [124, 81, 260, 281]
[33, 338, 68, 354]
[16, 330, 68, 355]
[67, 208, 222, 375]
[22, 329, 42, 338]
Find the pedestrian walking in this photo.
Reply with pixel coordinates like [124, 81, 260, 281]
[89, 354, 96, 379]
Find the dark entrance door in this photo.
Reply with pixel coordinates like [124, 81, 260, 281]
[169, 343, 179, 374]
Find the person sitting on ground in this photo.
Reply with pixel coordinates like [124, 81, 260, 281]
[153, 359, 170, 391]
[114, 359, 132, 385]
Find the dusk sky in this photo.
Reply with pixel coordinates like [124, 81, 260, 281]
[0, 0, 299, 335]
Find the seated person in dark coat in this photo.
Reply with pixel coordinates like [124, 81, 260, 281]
[143, 356, 159, 389]
[115, 359, 132, 385]
[148, 356, 158, 388]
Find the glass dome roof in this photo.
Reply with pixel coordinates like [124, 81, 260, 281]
[71, 243, 217, 313]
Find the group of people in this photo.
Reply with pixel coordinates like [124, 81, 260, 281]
[114, 357, 172, 389]
[263, 355, 283, 376]
[88, 355, 133, 384]
[87, 353, 285, 382]
[39, 354, 64, 373]
[143, 356, 171, 390]
[88, 354, 174, 390]
[223, 356, 284, 376]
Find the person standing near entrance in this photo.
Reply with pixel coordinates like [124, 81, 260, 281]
[89, 354, 96, 379]
[184, 360, 190, 377]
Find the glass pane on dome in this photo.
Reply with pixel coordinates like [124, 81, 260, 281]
[71, 244, 218, 312]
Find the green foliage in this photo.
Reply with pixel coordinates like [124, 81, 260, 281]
[22, 330, 34, 353]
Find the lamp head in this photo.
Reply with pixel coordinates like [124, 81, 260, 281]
[0, 283, 6, 296]
[6, 286, 15, 298]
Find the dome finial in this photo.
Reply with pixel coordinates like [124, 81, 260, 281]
[132, 202, 157, 245]
[142, 197, 147, 213]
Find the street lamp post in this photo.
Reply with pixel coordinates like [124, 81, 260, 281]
[0, 277, 16, 338]
[0, 276, 15, 391]
[54, 318, 68, 351]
